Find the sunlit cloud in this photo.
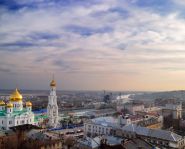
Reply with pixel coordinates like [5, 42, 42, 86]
[0, 0, 185, 90]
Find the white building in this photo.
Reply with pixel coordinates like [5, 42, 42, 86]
[117, 102, 145, 115]
[47, 79, 59, 128]
[118, 115, 132, 126]
[84, 117, 120, 137]
[0, 88, 34, 130]
[84, 115, 147, 137]
[162, 103, 182, 119]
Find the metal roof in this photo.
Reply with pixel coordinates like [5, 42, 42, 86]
[91, 116, 119, 128]
[122, 124, 183, 142]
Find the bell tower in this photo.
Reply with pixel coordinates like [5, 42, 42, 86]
[47, 77, 58, 128]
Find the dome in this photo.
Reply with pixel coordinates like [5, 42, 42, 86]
[0, 100, 5, 106]
[10, 88, 23, 102]
[6, 102, 13, 108]
[50, 79, 56, 87]
[26, 101, 32, 107]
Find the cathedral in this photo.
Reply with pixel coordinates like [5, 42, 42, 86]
[0, 79, 59, 130]
[0, 88, 34, 130]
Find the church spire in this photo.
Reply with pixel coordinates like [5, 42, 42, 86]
[47, 77, 58, 128]
[50, 74, 56, 87]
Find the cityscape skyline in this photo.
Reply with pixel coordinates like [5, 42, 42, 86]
[0, 0, 185, 91]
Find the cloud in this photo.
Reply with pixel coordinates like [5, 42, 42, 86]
[173, 0, 185, 6]
[0, 0, 185, 90]
[65, 25, 113, 36]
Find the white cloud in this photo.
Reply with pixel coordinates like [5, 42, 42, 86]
[173, 0, 185, 6]
[0, 0, 185, 90]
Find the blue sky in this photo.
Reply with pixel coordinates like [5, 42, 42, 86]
[0, 0, 185, 91]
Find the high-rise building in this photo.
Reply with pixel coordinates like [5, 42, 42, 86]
[47, 79, 58, 128]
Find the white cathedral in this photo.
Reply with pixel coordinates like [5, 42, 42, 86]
[0, 88, 34, 130]
[47, 79, 59, 128]
[0, 79, 59, 130]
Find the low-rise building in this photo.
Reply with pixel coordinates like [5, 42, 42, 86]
[84, 115, 163, 137]
[117, 102, 144, 115]
[118, 124, 185, 149]
[84, 117, 119, 137]
[162, 103, 182, 119]
[76, 136, 124, 149]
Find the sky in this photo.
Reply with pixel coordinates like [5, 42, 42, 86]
[0, 0, 185, 91]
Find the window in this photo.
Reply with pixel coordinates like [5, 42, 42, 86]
[165, 142, 169, 146]
[9, 121, 12, 124]
[17, 121, 18, 124]
[2, 120, 3, 124]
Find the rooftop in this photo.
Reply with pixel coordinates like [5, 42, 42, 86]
[0, 108, 33, 117]
[122, 124, 183, 142]
[91, 116, 119, 128]
[34, 114, 48, 122]
[78, 136, 100, 148]
[103, 136, 124, 146]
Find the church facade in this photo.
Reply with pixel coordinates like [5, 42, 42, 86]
[0, 88, 34, 130]
[0, 79, 59, 130]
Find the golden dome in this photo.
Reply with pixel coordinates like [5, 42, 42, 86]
[26, 101, 32, 107]
[10, 88, 22, 102]
[50, 79, 56, 87]
[0, 101, 5, 106]
[6, 102, 13, 108]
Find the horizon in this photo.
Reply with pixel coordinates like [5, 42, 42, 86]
[0, 88, 184, 93]
[0, 0, 185, 91]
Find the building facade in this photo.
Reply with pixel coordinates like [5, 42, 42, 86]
[117, 102, 145, 115]
[84, 117, 118, 137]
[162, 103, 182, 119]
[0, 88, 34, 130]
